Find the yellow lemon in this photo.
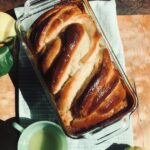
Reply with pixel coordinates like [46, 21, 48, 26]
[0, 12, 16, 42]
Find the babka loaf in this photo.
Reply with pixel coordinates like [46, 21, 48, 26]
[28, 1, 128, 134]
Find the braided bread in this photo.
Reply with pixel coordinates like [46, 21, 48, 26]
[28, 1, 128, 134]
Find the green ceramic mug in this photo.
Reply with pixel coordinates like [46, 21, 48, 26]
[13, 121, 68, 150]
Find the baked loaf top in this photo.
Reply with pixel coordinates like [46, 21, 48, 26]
[28, 1, 128, 134]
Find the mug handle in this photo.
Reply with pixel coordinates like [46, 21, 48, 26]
[13, 122, 24, 133]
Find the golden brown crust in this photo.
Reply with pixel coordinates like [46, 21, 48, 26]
[81, 31, 101, 63]
[35, 5, 82, 52]
[29, 7, 60, 54]
[28, 2, 128, 135]
[49, 23, 85, 94]
[56, 47, 103, 125]
[74, 49, 119, 117]
[71, 80, 126, 133]
[40, 37, 61, 74]
[70, 100, 127, 134]
[97, 80, 126, 114]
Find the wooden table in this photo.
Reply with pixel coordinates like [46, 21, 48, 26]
[0, 0, 150, 149]
[118, 15, 150, 149]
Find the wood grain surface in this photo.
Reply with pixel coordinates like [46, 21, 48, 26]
[0, 75, 15, 120]
[116, 0, 150, 15]
[0, 0, 25, 12]
[118, 15, 150, 149]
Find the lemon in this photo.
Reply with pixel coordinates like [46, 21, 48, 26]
[0, 12, 16, 43]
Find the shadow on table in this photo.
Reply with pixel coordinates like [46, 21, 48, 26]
[9, 37, 58, 123]
[106, 143, 129, 150]
[0, 117, 40, 150]
[16, 47, 58, 123]
[0, 117, 19, 150]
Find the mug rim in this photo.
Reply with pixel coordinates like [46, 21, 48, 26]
[17, 121, 67, 150]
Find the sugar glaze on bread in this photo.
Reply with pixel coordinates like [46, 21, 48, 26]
[28, 1, 128, 134]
